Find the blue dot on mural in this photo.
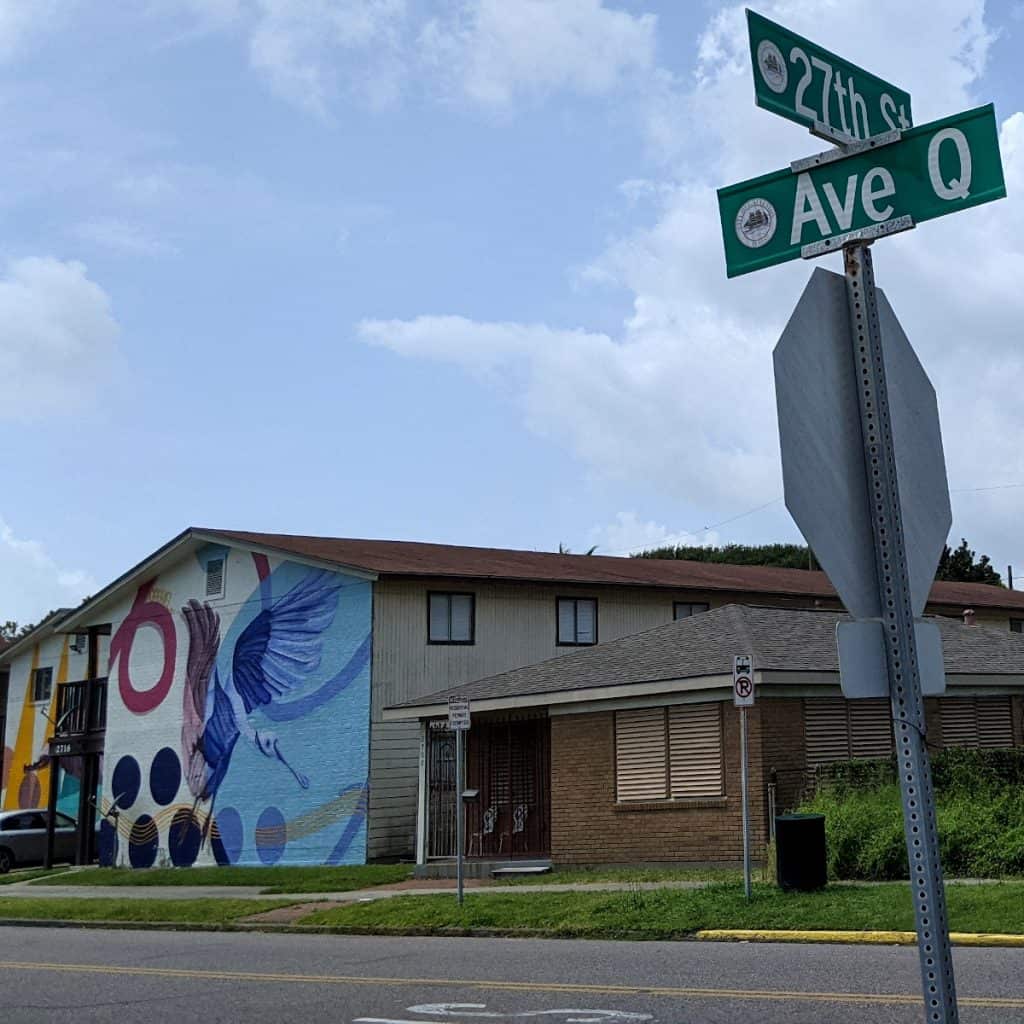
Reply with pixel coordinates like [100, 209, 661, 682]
[111, 756, 141, 810]
[211, 806, 243, 866]
[168, 809, 201, 867]
[255, 806, 287, 865]
[98, 819, 118, 867]
[149, 747, 181, 806]
[128, 814, 158, 869]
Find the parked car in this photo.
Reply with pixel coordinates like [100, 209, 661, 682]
[0, 809, 78, 872]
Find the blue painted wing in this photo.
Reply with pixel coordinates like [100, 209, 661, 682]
[202, 668, 240, 799]
[232, 570, 344, 714]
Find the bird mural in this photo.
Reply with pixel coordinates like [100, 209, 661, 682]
[180, 569, 344, 842]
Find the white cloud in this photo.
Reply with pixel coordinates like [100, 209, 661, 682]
[74, 218, 178, 257]
[419, 0, 657, 107]
[0, 257, 120, 420]
[359, 0, 1024, 570]
[588, 511, 721, 557]
[0, 517, 97, 626]
[0, 0, 65, 62]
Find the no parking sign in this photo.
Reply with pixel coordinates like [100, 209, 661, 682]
[733, 654, 755, 707]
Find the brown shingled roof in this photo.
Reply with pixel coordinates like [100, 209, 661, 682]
[209, 530, 1024, 612]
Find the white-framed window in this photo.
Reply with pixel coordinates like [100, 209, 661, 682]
[556, 597, 597, 646]
[32, 667, 53, 704]
[204, 556, 226, 600]
[673, 602, 710, 620]
[615, 703, 724, 802]
[428, 592, 475, 644]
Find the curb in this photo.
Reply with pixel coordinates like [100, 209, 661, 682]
[695, 929, 1024, 947]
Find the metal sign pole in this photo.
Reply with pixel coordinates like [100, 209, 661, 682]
[456, 726, 465, 907]
[845, 242, 958, 1023]
[740, 706, 751, 900]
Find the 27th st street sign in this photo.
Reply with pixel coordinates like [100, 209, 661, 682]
[748, 9, 912, 140]
[718, 103, 1005, 278]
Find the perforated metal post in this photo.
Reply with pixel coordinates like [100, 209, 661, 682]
[740, 707, 751, 900]
[844, 243, 958, 1023]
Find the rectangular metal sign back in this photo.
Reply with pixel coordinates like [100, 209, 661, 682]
[747, 10, 912, 140]
[718, 103, 1005, 278]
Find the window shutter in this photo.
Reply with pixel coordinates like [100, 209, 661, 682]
[805, 698, 851, 765]
[668, 703, 723, 797]
[615, 709, 667, 801]
[850, 699, 892, 758]
[205, 558, 225, 598]
[940, 698, 979, 747]
[428, 594, 449, 642]
[557, 600, 576, 643]
[450, 595, 473, 642]
[976, 697, 1014, 748]
[576, 600, 596, 644]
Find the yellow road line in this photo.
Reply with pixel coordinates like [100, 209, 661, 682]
[696, 929, 1024, 948]
[0, 961, 1022, 1009]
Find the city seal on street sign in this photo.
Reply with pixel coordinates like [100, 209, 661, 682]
[747, 9, 912, 141]
[733, 654, 755, 708]
[735, 197, 778, 247]
[718, 103, 1005, 277]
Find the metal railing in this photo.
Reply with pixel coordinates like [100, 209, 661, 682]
[55, 678, 108, 736]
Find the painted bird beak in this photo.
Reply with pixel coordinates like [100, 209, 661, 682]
[272, 738, 310, 789]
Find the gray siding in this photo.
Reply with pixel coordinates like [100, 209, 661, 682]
[366, 577, 743, 859]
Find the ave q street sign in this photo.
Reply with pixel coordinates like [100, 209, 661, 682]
[748, 9, 912, 141]
[717, 103, 1006, 278]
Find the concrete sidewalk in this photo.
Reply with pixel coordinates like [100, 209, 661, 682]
[0, 877, 713, 903]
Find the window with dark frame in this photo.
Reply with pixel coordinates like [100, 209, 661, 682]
[31, 667, 53, 704]
[1011, 618, 1023, 634]
[428, 592, 475, 644]
[556, 597, 597, 646]
[673, 601, 710, 620]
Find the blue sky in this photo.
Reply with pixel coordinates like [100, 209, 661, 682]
[2, 0, 1023, 623]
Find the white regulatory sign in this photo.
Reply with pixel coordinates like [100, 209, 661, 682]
[448, 695, 471, 731]
[733, 654, 755, 707]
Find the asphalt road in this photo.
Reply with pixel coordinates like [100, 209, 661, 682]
[2, 927, 1023, 1024]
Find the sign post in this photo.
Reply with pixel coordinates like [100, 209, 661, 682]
[448, 695, 471, 906]
[717, 13, 1008, 1021]
[733, 654, 755, 901]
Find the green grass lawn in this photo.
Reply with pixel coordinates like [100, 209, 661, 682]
[0, 897, 291, 924]
[27, 864, 412, 894]
[497, 865, 742, 886]
[301, 882, 1024, 938]
[0, 869, 57, 886]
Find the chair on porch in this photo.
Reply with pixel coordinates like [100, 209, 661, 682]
[501, 802, 529, 853]
[467, 804, 501, 856]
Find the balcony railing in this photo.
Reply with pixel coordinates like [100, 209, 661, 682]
[55, 678, 108, 737]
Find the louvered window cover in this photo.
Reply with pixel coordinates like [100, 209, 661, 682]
[205, 557, 225, 598]
[615, 703, 723, 802]
[805, 697, 892, 766]
[940, 697, 1014, 749]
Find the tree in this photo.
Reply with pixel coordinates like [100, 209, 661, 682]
[935, 539, 1003, 586]
[558, 543, 598, 555]
[632, 542, 818, 570]
[1, 621, 18, 642]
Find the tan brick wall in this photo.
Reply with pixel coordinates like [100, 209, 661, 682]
[760, 698, 806, 815]
[550, 705, 767, 866]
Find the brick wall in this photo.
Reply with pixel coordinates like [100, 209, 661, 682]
[550, 704, 767, 866]
[759, 698, 806, 815]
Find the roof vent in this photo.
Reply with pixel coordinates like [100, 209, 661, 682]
[962, 608, 976, 626]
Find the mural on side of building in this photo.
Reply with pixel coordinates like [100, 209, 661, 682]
[2, 637, 83, 816]
[98, 548, 371, 869]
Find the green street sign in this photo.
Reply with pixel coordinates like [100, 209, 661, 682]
[717, 103, 1005, 278]
[748, 9, 912, 141]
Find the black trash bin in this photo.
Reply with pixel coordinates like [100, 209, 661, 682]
[775, 813, 827, 891]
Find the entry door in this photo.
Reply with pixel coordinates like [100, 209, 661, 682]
[466, 718, 550, 858]
[426, 726, 457, 859]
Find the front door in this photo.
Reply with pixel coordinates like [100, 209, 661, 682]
[466, 717, 550, 858]
[426, 724, 457, 859]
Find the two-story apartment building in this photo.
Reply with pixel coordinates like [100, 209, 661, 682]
[4, 526, 1024, 871]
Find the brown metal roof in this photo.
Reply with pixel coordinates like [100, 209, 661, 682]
[389, 604, 1024, 711]
[210, 529, 1024, 611]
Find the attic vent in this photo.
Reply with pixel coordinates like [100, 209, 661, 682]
[70, 633, 88, 654]
[205, 557, 226, 599]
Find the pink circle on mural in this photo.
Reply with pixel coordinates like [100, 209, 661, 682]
[18, 771, 41, 809]
[1, 746, 12, 791]
[109, 580, 177, 714]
